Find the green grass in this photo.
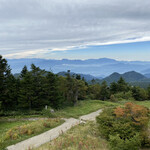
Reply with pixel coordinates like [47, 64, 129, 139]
[134, 101, 150, 109]
[0, 100, 118, 149]
[0, 119, 64, 150]
[1, 100, 119, 121]
[53, 100, 119, 118]
[0, 120, 34, 149]
[0, 120, 33, 138]
[34, 100, 150, 150]
[35, 122, 108, 150]
[2, 100, 150, 150]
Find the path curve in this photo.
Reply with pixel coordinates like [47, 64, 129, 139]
[7, 109, 102, 150]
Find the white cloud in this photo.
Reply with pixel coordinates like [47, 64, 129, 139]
[0, 0, 150, 58]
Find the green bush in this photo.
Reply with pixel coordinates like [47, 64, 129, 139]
[111, 91, 134, 101]
[96, 102, 150, 149]
[96, 109, 137, 140]
[109, 134, 141, 150]
[41, 108, 57, 118]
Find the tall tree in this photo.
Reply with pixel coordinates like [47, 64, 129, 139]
[147, 86, 150, 100]
[0, 55, 15, 110]
[20, 65, 28, 78]
[99, 81, 109, 100]
[19, 64, 48, 110]
[45, 72, 64, 109]
[117, 77, 129, 92]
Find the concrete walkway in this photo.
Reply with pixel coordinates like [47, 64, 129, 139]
[7, 109, 102, 150]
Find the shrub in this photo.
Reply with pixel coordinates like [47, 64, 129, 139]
[110, 94, 117, 102]
[3, 118, 63, 142]
[111, 91, 134, 101]
[109, 134, 141, 150]
[114, 102, 150, 128]
[97, 108, 137, 140]
[41, 108, 57, 118]
[132, 87, 148, 101]
[96, 102, 150, 149]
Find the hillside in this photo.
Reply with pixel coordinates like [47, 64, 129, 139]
[57, 71, 102, 81]
[144, 73, 150, 78]
[102, 71, 148, 84]
[7, 58, 150, 76]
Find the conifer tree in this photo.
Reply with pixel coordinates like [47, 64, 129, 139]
[0, 55, 15, 110]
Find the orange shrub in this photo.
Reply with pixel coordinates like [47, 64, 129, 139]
[114, 102, 150, 127]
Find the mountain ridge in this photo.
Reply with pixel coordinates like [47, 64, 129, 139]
[102, 71, 148, 84]
[7, 58, 150, 76]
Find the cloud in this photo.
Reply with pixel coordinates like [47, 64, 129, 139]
[0, 0, 150, 58]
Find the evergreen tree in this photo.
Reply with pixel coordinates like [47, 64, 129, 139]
[147, 86, 150, 100]
[0, 55, 15, 110]
[19, 64, 48, 110]
[99, 81, 109, 100]
[66, 70, 74, 104]
[20, 65, 28, 78]
[110, 82, 118, 94]
[5, 74, 20, 110]
[117, 77, 129, 92]
[45, 72, 64, 109]
[132, 86, 148, 101]
[76, 74, 81, 80]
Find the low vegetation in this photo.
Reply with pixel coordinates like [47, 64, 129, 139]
[0, 118, 63, 149]
[35, 122, 108, 150]
[53, 100, 119, 118]
[0, 100, 117, 149]
[96, 102, 150, 150]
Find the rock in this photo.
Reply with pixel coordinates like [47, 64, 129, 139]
[50, 109, 54, 113]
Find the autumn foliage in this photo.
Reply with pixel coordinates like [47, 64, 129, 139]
[97, 102, 150, 150]
[114, 102, 150, 127]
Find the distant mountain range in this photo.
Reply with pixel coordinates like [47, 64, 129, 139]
[7, 58, 150, 77]
[57, 71, 150, 88]
[102, 71, 149, 84]
[144, 73, 150, 78]
[57, 71, 102, 81]
[14, 69, 150, 88]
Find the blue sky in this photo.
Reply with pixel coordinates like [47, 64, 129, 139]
[45, 41, 150, 61]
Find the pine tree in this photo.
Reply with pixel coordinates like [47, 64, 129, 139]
[19, 64, 48, 110]
[45, 72, 64, 109]
[0, 55, 15, 110]
[20, 65, 28, 78]
[117, 77, 128, 92]
[99, 81, 109, 100]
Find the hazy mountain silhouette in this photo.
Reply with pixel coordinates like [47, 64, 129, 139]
[8, 58, 150, 76]
[102, 71, 148, 84]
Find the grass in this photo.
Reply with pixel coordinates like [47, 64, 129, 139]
[0, 118, 64, 150]
[0, 100, 115, 149]
[0, 100, 119, 121]
[0, 100, 118, 149]
[53, 100, 119, 118]
[0, 120, 32, 138]
[35, 122, 108, 150]
[34, 100, 150, 150]
[2, 100, 150, 150]
[134, 101, 150, 109]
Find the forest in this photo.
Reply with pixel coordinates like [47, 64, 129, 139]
[0, 54, 150, 114]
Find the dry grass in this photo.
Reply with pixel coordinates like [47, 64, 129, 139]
[35, 122, 108, 150]
[0, 118, 64, 149]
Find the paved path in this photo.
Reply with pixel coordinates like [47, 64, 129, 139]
[7, 109, 102, 150]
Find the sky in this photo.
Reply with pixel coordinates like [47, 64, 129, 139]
[0, 0, 150, 61]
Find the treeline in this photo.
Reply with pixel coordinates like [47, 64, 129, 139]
[0, 55, 88, 112]
[0, 55, 150, 112]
